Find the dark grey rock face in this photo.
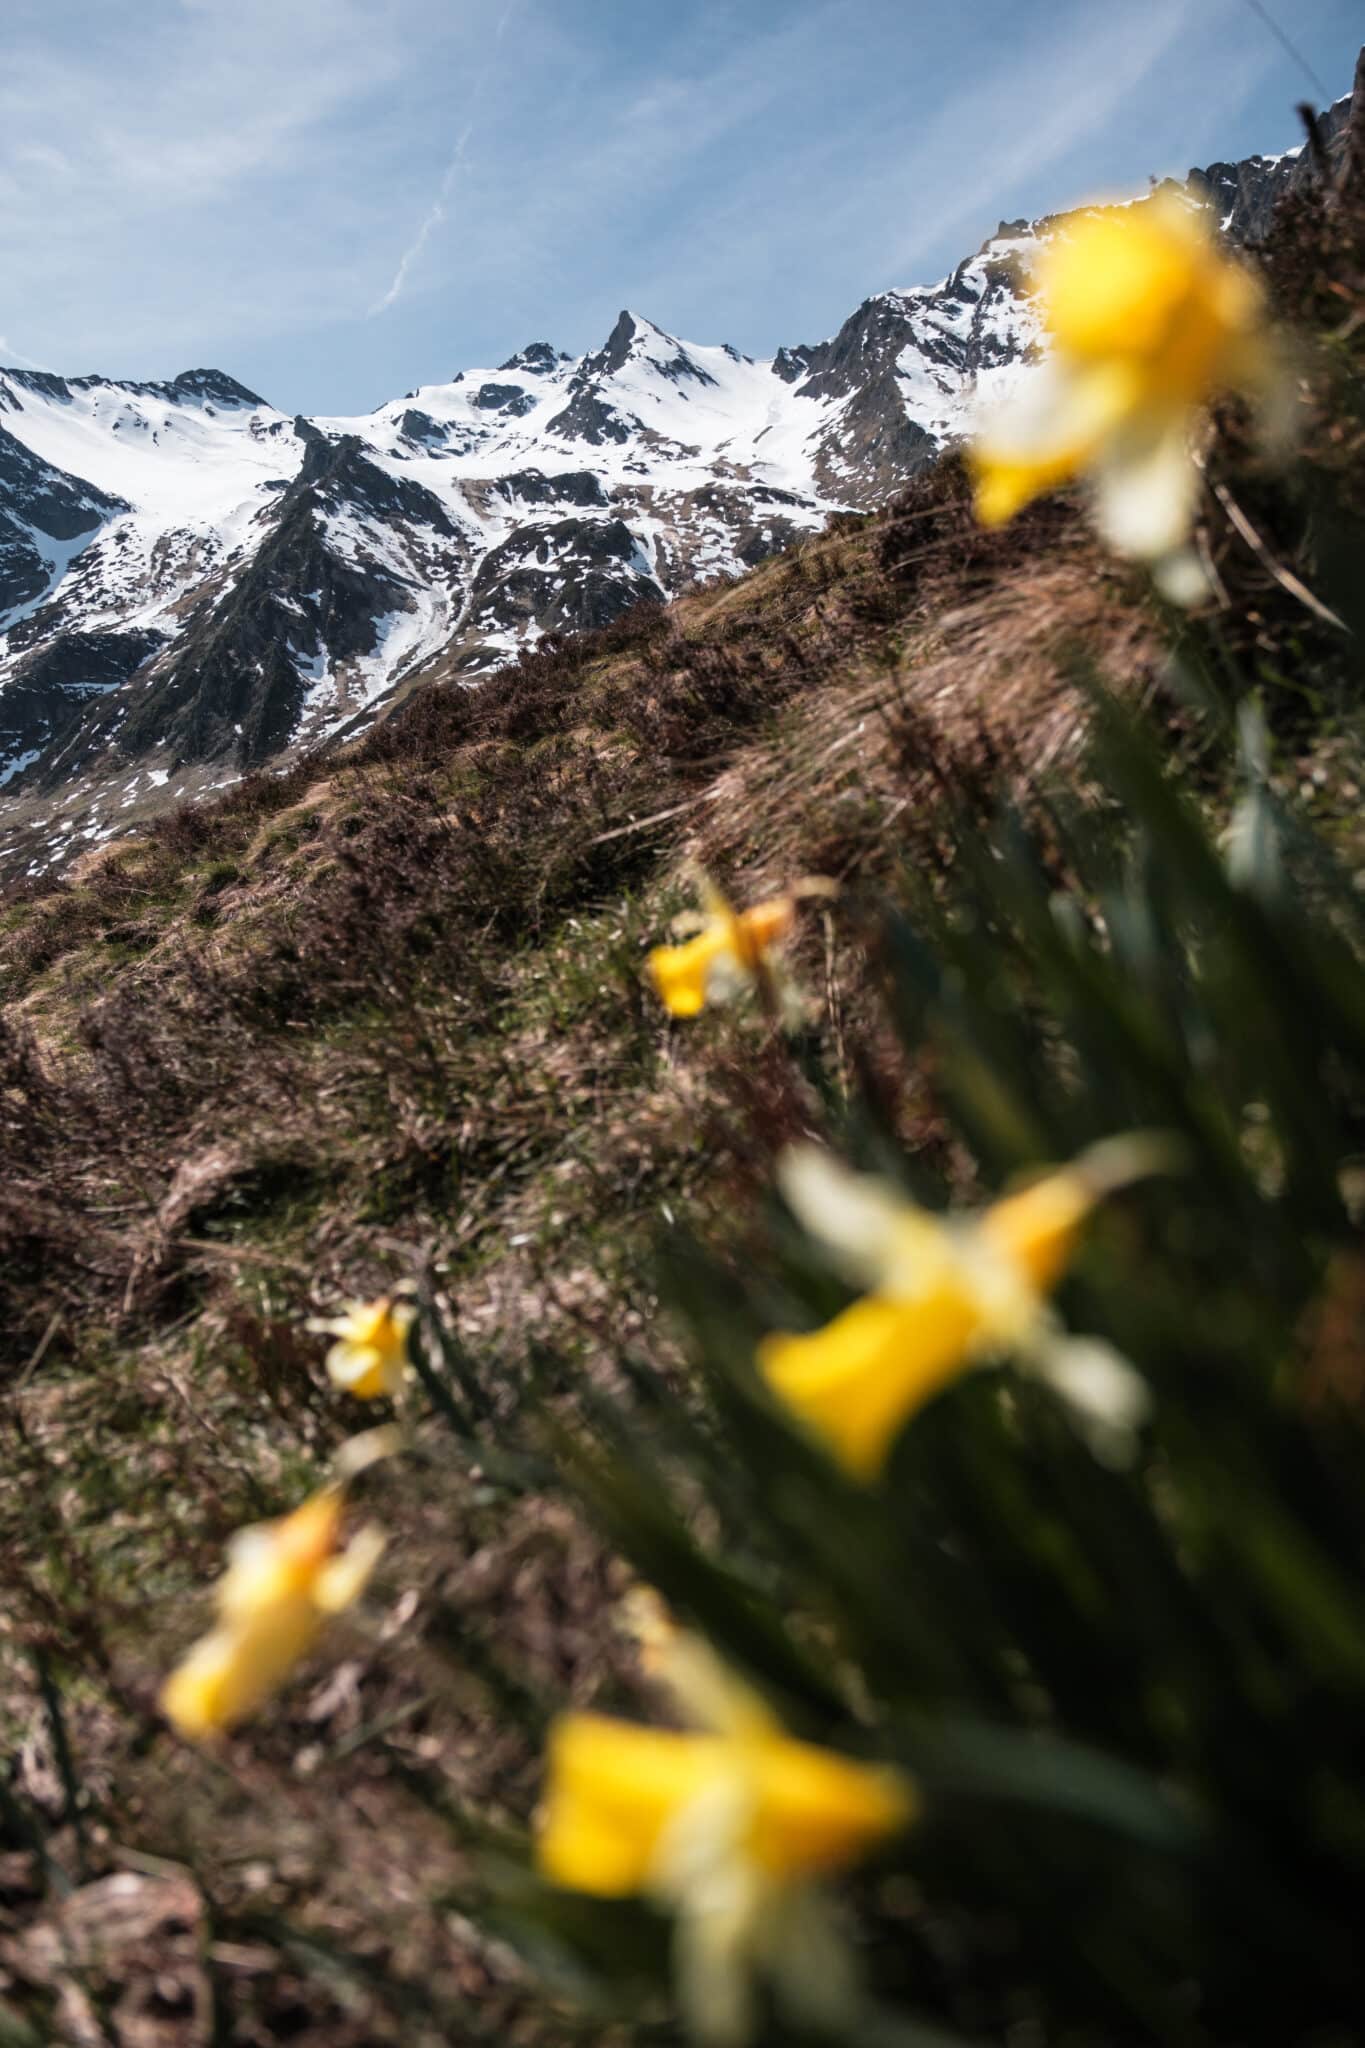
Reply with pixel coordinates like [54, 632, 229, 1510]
[115, 436, 467, 767]
[472, 382, 539, 415]
[0, 423, 127, 615]
[1184, 85, 1357, 240]
[0, 365, 266, 412]
[779, 235, 1033, 502]
[463, 514, 658, 645]
[544, 386, 634, 446]
[771, 345, 812, 385]
[546, 311, 722, 448]
[495, 469, 609, 508]
[498, 341, 565, 375]
[0, 627, 166, 793]
[294, 432, 460, 537]
[398, 408, 449, 446]
[168, 368, 267, 408]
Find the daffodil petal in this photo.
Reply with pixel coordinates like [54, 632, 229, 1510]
[334, 1423, 403, 1478]
[672, 1860, 766, 2048]
[764, 1885, 860, 2037]
[160, 1627, 242, 1740]
[1032, 1335, 1150, 1464]
[747, 1738, 914, 1876]
[972, 360, 1138, 524]
[1091, 413, 1199, 560]
[980, 1167, 1094, 1294]
[1153, 547, 1213, 608]
[1040, 196, 1210, 362]
[161, 1599, 323, 1739]
[775, 1146, 914, 1287]
[704, 950, 753, 1006]
[218, 1525, 297, 1619]
[538, 1715, 913, 1902]
[649, 929, 730, 1016]
[327, 1340, 405, 1399]
[314, 1522, 386, 1614]
[735, 897, 794, 964]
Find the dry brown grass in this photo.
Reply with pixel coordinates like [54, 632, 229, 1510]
[693, 545, 1158, 903]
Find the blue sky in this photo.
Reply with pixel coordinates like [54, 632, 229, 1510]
[0, 0, 1358, 417]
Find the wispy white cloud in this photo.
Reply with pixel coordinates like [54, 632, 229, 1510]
[393, 0, 863, 329]
[369, 123, 473, 315]
[563, 0, 1281, 351]
[0, 333, 51, 371]
[0, 0, 505, 368]
[367, 0, 519, 316]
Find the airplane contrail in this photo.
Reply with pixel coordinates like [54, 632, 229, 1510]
[0, 332, 51, 370]
[368, 0, 519, 317]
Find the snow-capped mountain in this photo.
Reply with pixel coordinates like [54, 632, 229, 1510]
[0, 91, 1351, 880]
[0, 231, 1039, 857]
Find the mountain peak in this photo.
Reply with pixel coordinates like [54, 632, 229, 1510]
[497, 341, 567, 376]
[600, 309, 644, 373]
[169, 368, 267, 409]
[589, 310, 721, 392]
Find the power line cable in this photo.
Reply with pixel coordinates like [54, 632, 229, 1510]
[1237, 0, 1333, 105]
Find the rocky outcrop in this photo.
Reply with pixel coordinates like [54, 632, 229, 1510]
[1182, 83, 1356, 240]
[0, 424, 127, 617]
[116, 435, 470, 765]
[462, 514, 658, 650]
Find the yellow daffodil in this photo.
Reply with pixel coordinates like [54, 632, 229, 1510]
[540, 1714, 911, 1892]
[308, 1295, 414, 1399]
[758, 1136, 1167, 1477]
[160, 1485, 384, 1740]
[538, 1708, 913, 2043]
[648, 881, 797, 1019]
[971, 193, 1281, 599]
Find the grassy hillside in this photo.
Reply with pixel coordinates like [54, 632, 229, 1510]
[0, 171, 1362, 2045]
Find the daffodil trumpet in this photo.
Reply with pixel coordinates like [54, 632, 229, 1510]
[308, 1293, 415, 1400]
[970, 192, 1285, 602]
[758, 1134, 1172, 1477]
[647, 875, 835, 1020]
[160, 1483, 385, 1741]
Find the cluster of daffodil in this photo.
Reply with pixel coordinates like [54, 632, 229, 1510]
[524, 883, 1168, 2038]
[970, 189, 1286, 602]
[160, 1298, 414, 1739]
[647, 881, 1164, 1482]
[160, 875, 1166, 2042]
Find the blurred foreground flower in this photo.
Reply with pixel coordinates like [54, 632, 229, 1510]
[309, 1294, 414, 1399]
[620, 1584, 776, 1739]
[758, 1136, 1170, 1476]
[538, 1704, 913, 2043]
[648, 876, 833, 1020]
[160, 1484, 384, 1740]
[971, 193, 1282, 601]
